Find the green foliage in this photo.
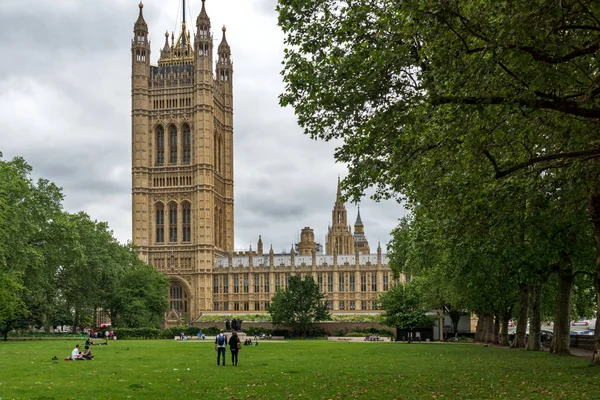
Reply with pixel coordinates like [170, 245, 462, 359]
[267, 276, 330, 333]
[344, 327, 394, 338]
[196, 314, 272, 323]
[109, 328, 166, 340]
[0, 154, 170, 338]
[378, 283, 436, 331]
[165, 326, 219, 337]
[108, 257, 169, 329]
[277, 0, 600, 354]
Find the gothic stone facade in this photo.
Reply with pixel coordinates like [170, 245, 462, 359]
[131, 2, 396, 324]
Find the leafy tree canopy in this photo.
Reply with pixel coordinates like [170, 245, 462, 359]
[378, 281, 436, 335]
[267, 276, 330, 333]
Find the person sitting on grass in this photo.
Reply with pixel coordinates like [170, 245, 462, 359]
[70, 344, 82, 360]
[85, 337, 94, 346]
[81, 345, 94, 360]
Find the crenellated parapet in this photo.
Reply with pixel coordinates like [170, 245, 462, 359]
[215, 252, 388, 270]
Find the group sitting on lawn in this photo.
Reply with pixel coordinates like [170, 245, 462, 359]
[68, 344, 94, 360]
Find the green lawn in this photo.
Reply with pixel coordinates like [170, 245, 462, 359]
[0, 340, 597, 399]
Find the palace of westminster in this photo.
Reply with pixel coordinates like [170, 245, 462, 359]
[131, 1, 395, 324]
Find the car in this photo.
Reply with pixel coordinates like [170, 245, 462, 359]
[571, 329, 594, 336]
[571, 320, 590, 326]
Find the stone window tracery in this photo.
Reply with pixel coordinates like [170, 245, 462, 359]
[169, 202, 178, 242]
[156, 203, 165, 243]
[156, 126, 165, 165]
[182, 202, 191, 242]
[169, 283, 188, 314]
[182, 124, 191, 163]
[169, 125, 178, 163]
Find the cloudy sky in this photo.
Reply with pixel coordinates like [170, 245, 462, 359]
[0, 0, 405, 253]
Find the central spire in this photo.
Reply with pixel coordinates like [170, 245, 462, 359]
[181, 0, 187, 45]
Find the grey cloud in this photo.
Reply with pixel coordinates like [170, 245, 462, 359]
[0, 0, 404, 255]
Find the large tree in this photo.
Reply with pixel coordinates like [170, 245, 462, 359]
[107, 252, 169, 329]
[278, 0, 600, 362]
[267, 276, 330, 335]
[378, 281, 436, 343]
[0, 155, 64, 340]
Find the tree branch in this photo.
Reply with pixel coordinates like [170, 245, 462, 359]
[509, 41, 600, 64]
[430, 95, 600, 118]
[553, 25, 600, 33]
[493, 148, 600, 178]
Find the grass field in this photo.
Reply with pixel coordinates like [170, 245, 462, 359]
[0, 339, 598, 399]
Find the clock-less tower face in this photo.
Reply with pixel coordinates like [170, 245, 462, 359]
[131, 1, 234, 322]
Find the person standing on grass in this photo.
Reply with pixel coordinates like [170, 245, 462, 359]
[229, 331, 241, 366]
[215, 329, 227, 366]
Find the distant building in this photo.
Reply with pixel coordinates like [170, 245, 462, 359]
[130, 1, 399, 324]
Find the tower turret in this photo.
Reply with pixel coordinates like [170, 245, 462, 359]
[195, 0, 213, 80]
[326, 177, 355, 255]
[216, 25, 233, 107]
[353, 206, 370, 254]
[131, 1, 150, 180]
[131, 1, 150, 108]
[257, 235, 263, 256]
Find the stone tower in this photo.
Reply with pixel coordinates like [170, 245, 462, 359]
[326, 178, 355, 255]
[297, 227, 318, 256]
[131, 0, 234, 322]
[353, 207, 370, 254]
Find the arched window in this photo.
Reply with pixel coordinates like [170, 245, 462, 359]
[182, 124, 191, 163]
[156, 203, 165, 243]
[214, 206, 218, 247]
[169, 283, 188, 314]
[169, 125, 178, 163]
[169, 202, 178, 242]
[182, 202, 191, 242]
[213, 133, 219, 173]
[156, 126, 165, 165]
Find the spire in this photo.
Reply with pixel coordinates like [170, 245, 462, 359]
[218, 25, 231, 63]
[182, 0, 187, 46]
[219, 25, 230, 50]
[336, 176, 342, 203]
[134, 1, 148, 32]
[355, 206, 363, 227]
[196, 0, 210, 28]
[162, 31, 171, 52]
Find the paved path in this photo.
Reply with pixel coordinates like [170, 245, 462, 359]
[567, 347, 594, 359]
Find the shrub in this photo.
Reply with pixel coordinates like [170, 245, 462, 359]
[110, 328, 164, 340]
[346, 332, 368, 337]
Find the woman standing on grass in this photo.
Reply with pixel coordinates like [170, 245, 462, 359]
[229, 331, 241, 366]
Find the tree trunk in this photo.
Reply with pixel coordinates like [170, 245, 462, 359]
[449, 310, 461, 334]
[499, 315, 510, 347]
[493, 317, 500, 345]
[550, 253, 573, 355]
[513, 283, 529, 348]
[589, 189, 600, 364]
[527, 282, 542, 351]
[474, 315, 483, 342]
[72, 310, 78, 335]
[476, 314, 495, 343]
